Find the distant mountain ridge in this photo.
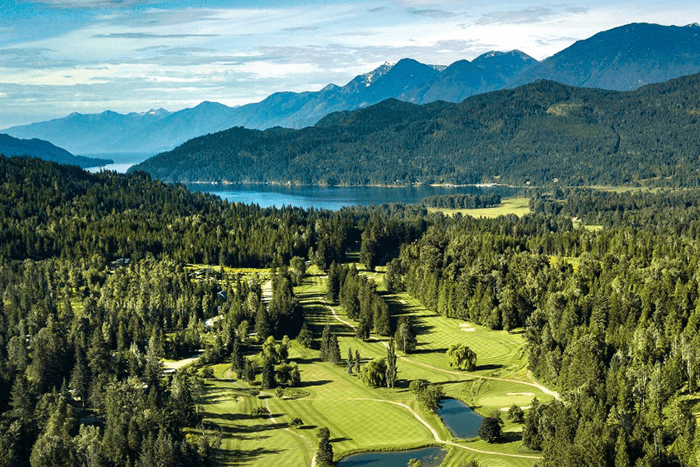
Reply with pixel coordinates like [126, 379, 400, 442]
[0, 134, 112, 168]
[130, 72, 700, 188]
[513, 22, 700, 90]
[5, 22, 700, 155]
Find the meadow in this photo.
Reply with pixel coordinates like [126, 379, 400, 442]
[427, 197, 531, 219]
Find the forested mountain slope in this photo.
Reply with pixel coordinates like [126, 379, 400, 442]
[133, 73, 700, 187]
[0, 134, 111, 168]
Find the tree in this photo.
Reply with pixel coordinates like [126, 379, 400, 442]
[386, 338, 397, 389]
[360, 358, 387, 387]
[395, 316, 417, 354]
[325, 262, 341, 303]
[356, 317, 371, 340]
[507, 404, 524, 423]
[289, 256, 306, 286]
[231, 337, 244, 378]
[347, 347, 354, 375]
[410, 380, 444, 412]
[69, 348, 90, 409]
[316, 427, 334, 466]
[261, 357, 275, 389]
[354, 350, 361, 374]
[255, 307, 270, 340]
[478, 416, 503, 443]
[328, 334, 341, 365]
[319, 323, 332, 361]
[243, 358, 256, 383]
[522, 397, 543, 450]
[446, 344, 477, 371]
[297, 322, 313, 348]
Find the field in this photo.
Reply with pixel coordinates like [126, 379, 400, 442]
[193, 265, 556, 466]
[427, 197, 531, 219]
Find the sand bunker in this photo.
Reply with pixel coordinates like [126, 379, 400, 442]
[459, 323, 475, 332]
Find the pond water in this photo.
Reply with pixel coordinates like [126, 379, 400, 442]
[437, 398, 484, 439]
[338, 446, 447, 467]
[188, 183, 518, 211]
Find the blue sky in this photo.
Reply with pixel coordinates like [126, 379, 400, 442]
[0, 0, 698, 129]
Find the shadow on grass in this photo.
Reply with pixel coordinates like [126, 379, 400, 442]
[330, 437, 352, 443]
[299, 379, 333, 388]
[497, 431, 523, 444]
[217, 445, 283, 464]
[476, 364, 504, 371]
[408, 346, 447, 355]
[291, 356, 321, 364]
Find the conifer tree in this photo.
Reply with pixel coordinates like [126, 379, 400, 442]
[347, 347, 354, 374]
[355, 350, 361, 374]
[316, 427, 334, 466]
[261, 357, 275, 389]
[231, 337, 244, 378]
[329, 334, 341, 365]
[319, 323, 332, 361]
[386, 338, 397, 389]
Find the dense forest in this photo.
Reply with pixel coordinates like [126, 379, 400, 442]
[132, 73, 700, 187]
[5, 156, 700, 466]
[420, 194, 502, 210]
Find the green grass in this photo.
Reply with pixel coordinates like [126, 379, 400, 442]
[427, 197, 531, 219]
[197, 266, 554, 466]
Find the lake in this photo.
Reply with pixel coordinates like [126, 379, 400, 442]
[437, 398, 484, 439]
[188, 183, 518, 211]
[337, 446, 447, 467]
[85, 156, 519, 210]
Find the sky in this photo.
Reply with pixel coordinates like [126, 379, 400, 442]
[0, 0, 698, 129]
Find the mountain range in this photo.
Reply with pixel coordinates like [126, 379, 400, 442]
[0, 134, 112, 168]
[130, 72, 700, 188]
[4, 22, 700, 156]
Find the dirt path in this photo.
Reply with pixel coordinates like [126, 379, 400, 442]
[354, 398, 542, 460]
[325, 301, 560, 400]
[162, 350, 203, 374]
[262, 279, 273, 305]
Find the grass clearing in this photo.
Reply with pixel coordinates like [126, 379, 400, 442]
[427, 197, 531, 218]
[197, 266, 554, 466]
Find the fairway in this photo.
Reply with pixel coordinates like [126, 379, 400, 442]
[196, 266, 556, 466]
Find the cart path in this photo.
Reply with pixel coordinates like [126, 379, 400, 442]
[354, 398, 542, 460]
[324, 302, 560, 400]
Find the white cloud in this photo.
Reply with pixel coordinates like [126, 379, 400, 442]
[1, 0, 700, 128]
[20, 0, 156, 8]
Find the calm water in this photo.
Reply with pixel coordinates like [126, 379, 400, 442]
[85, 153, 153, 174]
[84, 155, 518, 210]
[338, 446, 447, 467]
[189, 183, 518, 211]
[437, 398, 484, 439]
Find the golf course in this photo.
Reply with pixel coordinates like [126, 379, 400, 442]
[191, 264, 557, 467]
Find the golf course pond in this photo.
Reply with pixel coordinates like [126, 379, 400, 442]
[337, 446, 447, 467]
[437, 398, 484, 439]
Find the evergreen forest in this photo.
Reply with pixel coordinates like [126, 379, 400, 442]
[3, 155, 700, 466]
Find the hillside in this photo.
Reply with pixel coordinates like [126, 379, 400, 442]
[515, 22, 700, 90]
[131, 73, 700, 187]
[0, 133, 112, 168]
